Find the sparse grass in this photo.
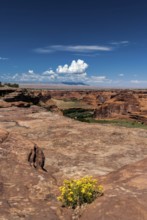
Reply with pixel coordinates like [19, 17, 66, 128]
[52, 99, 91, 110]
[87, 118, 147, 129]
[63, 108, 94, 120]
[63, 108, 147, 129]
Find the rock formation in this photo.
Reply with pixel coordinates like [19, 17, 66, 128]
[1, 88, 147, 123]
[93, 90, 147, 124]
[28, 144, 47, 172]
[0, 103, 147, 219]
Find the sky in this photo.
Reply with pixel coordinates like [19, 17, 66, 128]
[0, 0, 147, 87]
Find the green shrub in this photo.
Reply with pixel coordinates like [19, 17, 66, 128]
[4, 83, 19, 88]
[57, 176, 103, 208]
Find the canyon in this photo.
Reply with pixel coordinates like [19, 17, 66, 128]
[0, 87, 147, 219]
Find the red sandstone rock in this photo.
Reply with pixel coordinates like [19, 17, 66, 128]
[1, 88, 147, 123]
[0, 105, 147, 219]
[93, 91, 147, 124]
[81, 158, 147, 220]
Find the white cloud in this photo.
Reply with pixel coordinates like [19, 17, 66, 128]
[56, 59, 88, 75]
[52, 45, 112, 52]
[90, 76, 107, 82]
[2, 60, 113, 86]
[86, 76, 112, 84]
[121, 41, 129, 44]
[119, 73, 124, 77]
[9, 69, 57, 83]
[28, 70, 34, 74]
[130, 80, 147, 84]
[12, 73, 19, 79]
[110, 41, 129, 46]
[50, 75, 55, 80]
[0, 57, 8, 60]
[1, 70, 112, 86]
[34, 48, 53, 53]
[42, 69, 55, 75]
[34, 45, 112, 54]
[74, 53, 99, 57]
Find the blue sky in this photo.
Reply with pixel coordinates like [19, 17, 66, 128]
[0, 0, 147, 87]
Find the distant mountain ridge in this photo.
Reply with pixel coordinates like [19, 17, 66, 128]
[61, 81, 88, 86]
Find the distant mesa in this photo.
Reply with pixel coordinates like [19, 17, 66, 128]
[61, 81, 89, 86]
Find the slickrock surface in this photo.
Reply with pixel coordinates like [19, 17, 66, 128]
[81, 158, 147, 220]
[0, 105, 147, 219]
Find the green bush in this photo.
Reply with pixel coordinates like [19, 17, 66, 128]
[4, 83, 19, 88]
[57, 176, 103, 208]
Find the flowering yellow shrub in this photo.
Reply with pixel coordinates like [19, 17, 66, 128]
[57, 176, 103, 208]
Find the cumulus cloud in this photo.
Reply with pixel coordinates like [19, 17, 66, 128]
[9, 69, 57, 83]
[42, 69, 55, 75]
[2, 70, 112, 86]
[56, 59, 88, 75]
[28, 70, 34, 74]
[42, 69, 57, 80]
[34, 45, 112, 54]
[3, 59, 113, 86]
[50, 74, 56, 79]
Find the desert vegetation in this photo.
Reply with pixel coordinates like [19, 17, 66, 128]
[58, 176, 103, 208]
[63, 108, 147, 129]
[0, 82, 19, 88]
